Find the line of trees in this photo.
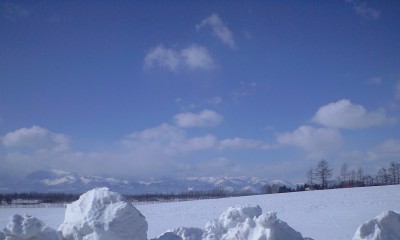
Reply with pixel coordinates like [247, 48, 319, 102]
[0, 192, 80, 205]
[304, 159, 400, 190]
[0, 188, 233, 206]
[261, 184, 293, 194]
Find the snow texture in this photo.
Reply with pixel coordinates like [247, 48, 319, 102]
[58, 187, 148, 240]
[2, 214, 61, 240]
[153, 205, 310, 240]
[352, 211, 400, 240]
[1, 186, 400, 240]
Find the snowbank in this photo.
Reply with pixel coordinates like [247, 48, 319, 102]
[58, 187, 148, 240]
[153, 205, 310, 240]
[1, 187, 399, 240]
[2, 214, 61, 240]
[352, 210, 400, 240]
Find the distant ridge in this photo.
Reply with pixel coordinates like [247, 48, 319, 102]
[0, 169, 296, 194]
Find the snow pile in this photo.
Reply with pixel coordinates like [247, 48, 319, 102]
[352, 210, 400, 240]
[154, 205, 310, 240]
[2, 214, 62, 240]
[58, 187, 148, 240]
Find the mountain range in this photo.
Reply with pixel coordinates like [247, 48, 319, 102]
[0, 169, 296, 194]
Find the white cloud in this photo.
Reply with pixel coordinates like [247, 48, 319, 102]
[353, 2, 381, 20]
[367, 139, 400, 161]
[177, 135, 217, 152]
[206, 96, 222, 105]
[219, 137, 272, 150]
[196, 13, 236, 49]
[277, 125, 343, 159]
[121, 123, 217, 155]
[2, 126, 69, 152]
[143, 45, 180, 71]
[312, 99, 394, 129]
[181, 44, 215, 70]
[174, 109, 223, 128]
[144, 44, 215, 72]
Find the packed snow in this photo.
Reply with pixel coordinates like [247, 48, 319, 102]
[352, 210, 400, 240]
[153, 205, 309, 240]
[2, 214, 61, 240]
[0, 185, 399, 240]
[59, 187, 147, 240]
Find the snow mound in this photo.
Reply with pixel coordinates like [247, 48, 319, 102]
[58, 187, 148, 240]
[2, 214, 61, 240]
[153, 205, 310, 240]
[352, 210, 400, 240]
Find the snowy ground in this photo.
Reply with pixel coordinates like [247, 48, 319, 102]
[1, 185, 399, 240]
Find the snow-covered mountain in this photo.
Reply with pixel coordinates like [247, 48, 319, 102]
[0, 170, 295, 194]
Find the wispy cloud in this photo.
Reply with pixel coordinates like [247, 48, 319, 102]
[2, 2, 30, 21]
[312, 99, 395, 129]
[206, 96, 222, 105]
[367, 76, 382, 86]
[173, 109, 223, 128]
[232, 81, 257, 100]
[144, 44, 216, 72]
[219, 137, 273, 151]
[197, 13, 236, 49]
[346, 1, 381, 20]
[396, 81, 400, 102]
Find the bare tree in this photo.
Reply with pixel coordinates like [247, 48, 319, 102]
[364, 175, 374, 186]
[314, 159, 333, 189]
[376, 167, 388, 185]
[350, 169, 356, 187]
[356, 167, 364, 186]
[306, 168, 315, 186]
[340, 163, 349, 187]
[388, 161, 400, 185]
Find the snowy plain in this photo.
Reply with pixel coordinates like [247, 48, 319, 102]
[0, 185, 399, 240]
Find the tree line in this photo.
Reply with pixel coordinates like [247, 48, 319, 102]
[0, 188, 233, 206]
[302, 159, 400, 190]
[0, 192, 80, 205]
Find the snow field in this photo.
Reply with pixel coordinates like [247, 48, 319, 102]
[139, 185, 400, 239]
[0, 185, 399, 239]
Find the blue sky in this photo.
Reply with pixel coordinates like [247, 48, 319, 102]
[0, 1, 399, 182]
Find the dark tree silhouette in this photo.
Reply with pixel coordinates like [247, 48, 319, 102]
[314, 159, 333, 189]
